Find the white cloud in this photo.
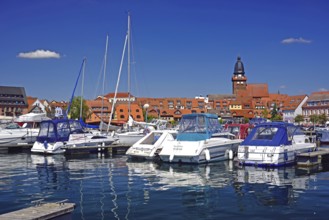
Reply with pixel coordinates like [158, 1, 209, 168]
[281, 37, 312, 44]
[319, 88, 328, 92]
[17, 49, 61, 59]
[279, 85, 287, 89]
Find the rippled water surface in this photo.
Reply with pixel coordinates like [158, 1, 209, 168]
[1, 151, 329, 220]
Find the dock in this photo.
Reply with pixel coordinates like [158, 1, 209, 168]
[62, 143, 131, 154]
[297, 148, 329, 167]
[0, 199, 75, 220]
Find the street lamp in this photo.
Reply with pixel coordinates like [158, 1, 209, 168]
[143, 103, 150, 123]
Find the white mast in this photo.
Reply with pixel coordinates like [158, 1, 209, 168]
[107, 33, 128, 132]
[101, 35, 109, 123]
[127, 12, 131, 130]
[80, 58, 86, 119]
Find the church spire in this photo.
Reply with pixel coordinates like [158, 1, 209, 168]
[234, 56, 245, 75]
[232, 56, 247, 94]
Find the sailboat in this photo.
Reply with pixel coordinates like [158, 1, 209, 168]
[31, 59, 117, 154]
[110, 13, 148, 146]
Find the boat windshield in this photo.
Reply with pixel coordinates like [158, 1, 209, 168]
[38, 122, 56, 140]
[69, 120, 84, 133]
[252, 126, 278, 141]
[179, 115, 221, 134]
[177, 114, 222, 141]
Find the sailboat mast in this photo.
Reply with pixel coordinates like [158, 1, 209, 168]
[80, 58, 86, 119]
[101, 35, 109, 123]
[127, 12, 131, 124]
[107, 33, 128, 132]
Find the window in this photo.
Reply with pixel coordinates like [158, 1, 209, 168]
[120, 109, 123, 112]
[120, 115, 125, 119]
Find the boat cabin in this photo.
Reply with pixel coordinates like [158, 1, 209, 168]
[177, 113, 222, 141]
[36, 119, 85, 143]
[241, 122, 305, 147]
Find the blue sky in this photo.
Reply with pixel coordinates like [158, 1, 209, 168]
[1, 0, 329, 101]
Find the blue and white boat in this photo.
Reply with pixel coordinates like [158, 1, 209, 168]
[31, 119, 116, 154]
[159, 113, 242, 164]
[237, 122, 317, 167]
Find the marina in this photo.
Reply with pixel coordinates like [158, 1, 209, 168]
[1, 147, 329, 219]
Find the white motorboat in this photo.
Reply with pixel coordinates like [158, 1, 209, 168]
[126, 129, 178, 160]
[0, 113, 50, 148]
[31, 119, 116, 154]
[159, 113, 243, 164]
[237, 122, 317, 167]
[115, 117, 169, 146]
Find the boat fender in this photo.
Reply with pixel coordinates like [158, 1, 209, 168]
[229, 149, 234, 160]
[169, 153, 174, 162]
[204, 149, 210, 161]
[43, 141, 48, 149]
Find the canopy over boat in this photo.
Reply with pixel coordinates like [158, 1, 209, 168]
[241, 122, 303, 146]
[177, 113, 222, 141]
[36, 119, 84, 143]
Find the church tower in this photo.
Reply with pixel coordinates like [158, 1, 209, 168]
[232, 56, 247, 94]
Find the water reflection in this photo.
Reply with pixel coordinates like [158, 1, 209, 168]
[1, 153, 329, 219]
[234, 165, 319, 206]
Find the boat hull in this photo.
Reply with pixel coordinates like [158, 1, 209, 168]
[116, 132, 145, 146]
[31, 141, 65, 154]
[237, 143, 317, 167]
[159, 138, 242, 164]
[0, 129, 38, 147]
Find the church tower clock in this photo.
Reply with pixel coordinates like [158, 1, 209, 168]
[232, 56, 247, 94]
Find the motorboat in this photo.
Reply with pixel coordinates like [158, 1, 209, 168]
[237, 122, 317, 167]
[0, 113, 50, 148]
[31, 119, 117, 154]
[315, 128, 329, 144]
[159, 113, 243, 164]
[115, 118, 169, 146]
[126, 129, 178, 160]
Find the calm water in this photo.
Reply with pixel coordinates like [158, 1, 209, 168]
[1, 149, 329, 220]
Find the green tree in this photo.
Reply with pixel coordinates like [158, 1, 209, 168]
[309, 115, 319, 125]
[68, 96, 90, 120]
[272, 114, 283, 121]
[271, 103, 281, 121]
[261, 109, 269, 119]
[294, 114, 304, 125]
[318, 113, 328, 125]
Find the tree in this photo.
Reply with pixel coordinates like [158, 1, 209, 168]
[294, 114, 304, 125]
[272, 114, 283, 121]
[271, 103, 281, 121]
[68, 96, 90, 121]
[309, 115, 319, 125]
[318, 113, 328, 125]
[261, 109, 269, 119]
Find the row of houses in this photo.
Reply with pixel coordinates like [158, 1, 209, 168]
[1, 57, 328, 124]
